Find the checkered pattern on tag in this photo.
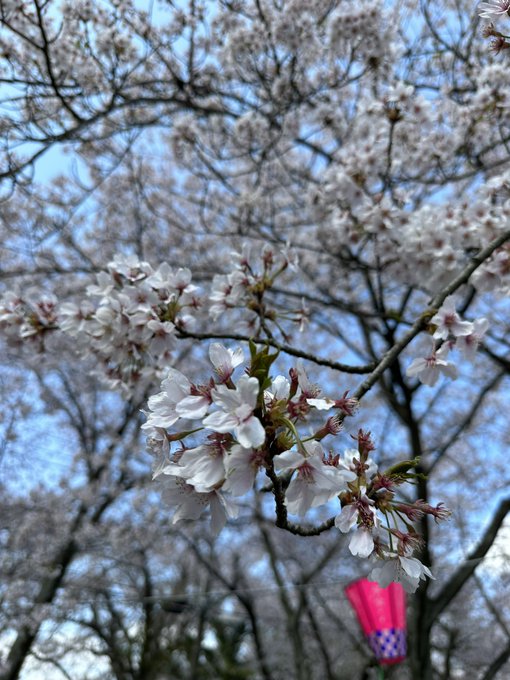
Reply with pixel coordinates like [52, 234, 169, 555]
[366, 627, 406, 661]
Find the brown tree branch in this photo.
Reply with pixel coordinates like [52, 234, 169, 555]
[353, 228, 510, 402]
[177, 328, 377, 374]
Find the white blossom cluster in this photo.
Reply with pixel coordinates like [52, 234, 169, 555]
[209, 241, 300, 326]
[327, 0, 398, 66]
[142, 346, 353, 534]
[406, 296, 489, 387]
[313, 98, 510, 295]
[0, 289, 58, 345]
[0, 254, 200, 392]
[142, 343, 448, 592]
[0, 244, 305, 392]
[334, 446, 441, 594]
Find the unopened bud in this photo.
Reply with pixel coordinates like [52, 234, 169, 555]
[336, 391, 359, 416]
[288, 367, 299, 398]
[314, 415, 343, 440]
[414, 500, 452, 523]
[371, 473, 396, 492]
[390, 529, 424, 554]
[490, 36, 510, 53]
[385, 103, 403, 123]
[482, 22, 501, 39]
[352, 428, 375, 459]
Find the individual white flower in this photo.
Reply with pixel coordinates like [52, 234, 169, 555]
[209, 270, 249, 319]
[171, 435, 229, 492]
[230, 243, 252, 270]
[478, 0, 510, 19]
[431, 297, 473, 340]
[24, 290, 58, 326]
[174, 312, 197, 332]
[335, 487, 378, 557]
[279, 242, 299, 271]
[146, 319, 176, 356]
[259, 242, 299, 272]
[385, 82, 414, 105]
[178, 282, 201, 309]
[264, 375, 290, 404]
[335, 504, 359, 533]
[341, 448, 378, 479]
[307, 393, 359, 416]
[369, 554, 434, 593]
[122, 282, 159, 312]
[108, 253, 152, 281]
[86, 271, 115, 300]
[89, 300, 123, 347]
[58, 301, 94, 336]
[406, 343, 457, 386]
[158, 472, 238, 535]
[273, 441, 356, 516]
[335, 486, 377, 525]
[141, 367, 192, 430]
[455, 318, 489, 359]
[470, 251, 508, 292]
[209, 343, 244, 382]
[202, 375, 265, 448]
[146, 262, 189, 293]
[0, 291, 24, 326]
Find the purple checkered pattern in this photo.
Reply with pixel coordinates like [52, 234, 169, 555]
[366, 627, 406, 662]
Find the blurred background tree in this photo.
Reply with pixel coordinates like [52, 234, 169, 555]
[1, 1, 510, 678]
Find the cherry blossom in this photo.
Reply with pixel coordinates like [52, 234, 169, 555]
[203, 375, 265, 449]
[335, 504, 360, 534]
[209, 270, 250, 320]
[223, 445, 265, 496]
[145, 427, 171, 479]
[209, 343, 244, 382]
[133, 345, 453, 589]
[406, 343, 458, 386]
[207, 243, 303, 335]
[273, 442, 356, 516]
[369, 552, 435, 593]
[2, 0, 503, 611]
[141, 368, 192, 431]
[170, 434, 230, 493]
[431, 297, 474, 341]
[336, 503, 378, 558]
[294, 360, 321, 399]
[335, 471, 380, 557]
[174, 388, 213, 420]
[308, 393, 360, 418]
[341, 448, 378, 480]
[456, 318, 490, 359]
[264, 375, 291, 404]
[157, 472, 238, 536]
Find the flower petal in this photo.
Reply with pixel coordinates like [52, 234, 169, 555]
[236, 415, 265, 448]
[273, 449, 306, 472]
